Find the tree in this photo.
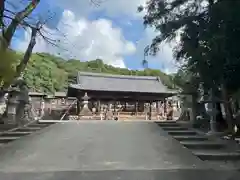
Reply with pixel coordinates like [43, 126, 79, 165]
[140, 0, 240, 133]
[1, 0, 40, 49]
[0, 0, 5, 28]
[15, 24, 38, 78]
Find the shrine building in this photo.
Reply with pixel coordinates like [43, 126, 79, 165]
[67, 72, 177, 120]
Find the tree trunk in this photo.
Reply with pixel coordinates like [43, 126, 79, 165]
[191, 93, 198, 124]
[209, 88, 218, 133]
[221, 83, 234, 133]
[2, 0, 40, 49]
[15, 27, 37, 78]
[216, 102, 227, 131]
[0, 0, 5, 28]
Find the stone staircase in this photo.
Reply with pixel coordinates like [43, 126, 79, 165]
[156, 121, 240, 167]
[0, 120, 56, 146]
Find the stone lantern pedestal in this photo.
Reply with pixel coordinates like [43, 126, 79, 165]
[4, 88, 20, 126]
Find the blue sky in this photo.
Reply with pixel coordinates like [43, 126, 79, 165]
[11, 0, 178, 74]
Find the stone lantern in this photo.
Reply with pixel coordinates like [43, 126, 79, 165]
[79, 92, 92, 118]
[199, 90, 221, 134]
[4, 87, 20, 125]
[82, 92, 90, 108]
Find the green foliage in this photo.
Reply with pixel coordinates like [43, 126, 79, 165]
[0, 49, 19, 87]
[13, 52, 175, 93]
[141, 0, 240, 95]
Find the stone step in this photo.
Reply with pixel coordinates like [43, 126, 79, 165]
[0, 137, 19, 143]
[173, 135, 208, 141]
[14, 127, 42, 132]
[38, 120, 57, 125]
[162, 127, 188, 131]
[27, 124, 49, 128]
[192, 150, 240, 161]
[167, 130, 197, 136]
[156, 123, 180, 127]
[156, 120, 177, 123]
[0, 125, 17, 131]
[0, 131, 31, 137]
[180, 141, 225, 150]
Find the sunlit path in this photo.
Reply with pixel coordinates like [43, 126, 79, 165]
[0, 121, 238, 179]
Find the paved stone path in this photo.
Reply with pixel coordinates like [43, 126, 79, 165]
[0, 121, 238, 179]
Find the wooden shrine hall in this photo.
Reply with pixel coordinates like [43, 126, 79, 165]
[67, 72, 177, 120]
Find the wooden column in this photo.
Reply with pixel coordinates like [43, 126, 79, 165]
[156, 101, 159, 114]
[135, 101, 138, 116]
[164, 98, 167, 117]
[98, 100, 101, 114]
[149, 102, 152, 120]
[113, 100, 116, 117]
[134, 102, 137, 115]
[77, 98, 81, 115]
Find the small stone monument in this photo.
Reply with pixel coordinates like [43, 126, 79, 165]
[79, 92, 92, 119]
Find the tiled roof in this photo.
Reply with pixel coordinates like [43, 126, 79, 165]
[69, 72, 174, 94]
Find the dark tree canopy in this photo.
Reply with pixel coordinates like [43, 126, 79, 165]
[140, 0, 240, 94]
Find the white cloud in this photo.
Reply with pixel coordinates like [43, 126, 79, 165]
[53, 0, 147, 18]
[16, 0, 179, 73]
[49, 0, 178, 73]
[16, 10, 136, 68]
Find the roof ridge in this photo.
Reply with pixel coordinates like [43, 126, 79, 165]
[78, 71, 159, 80]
